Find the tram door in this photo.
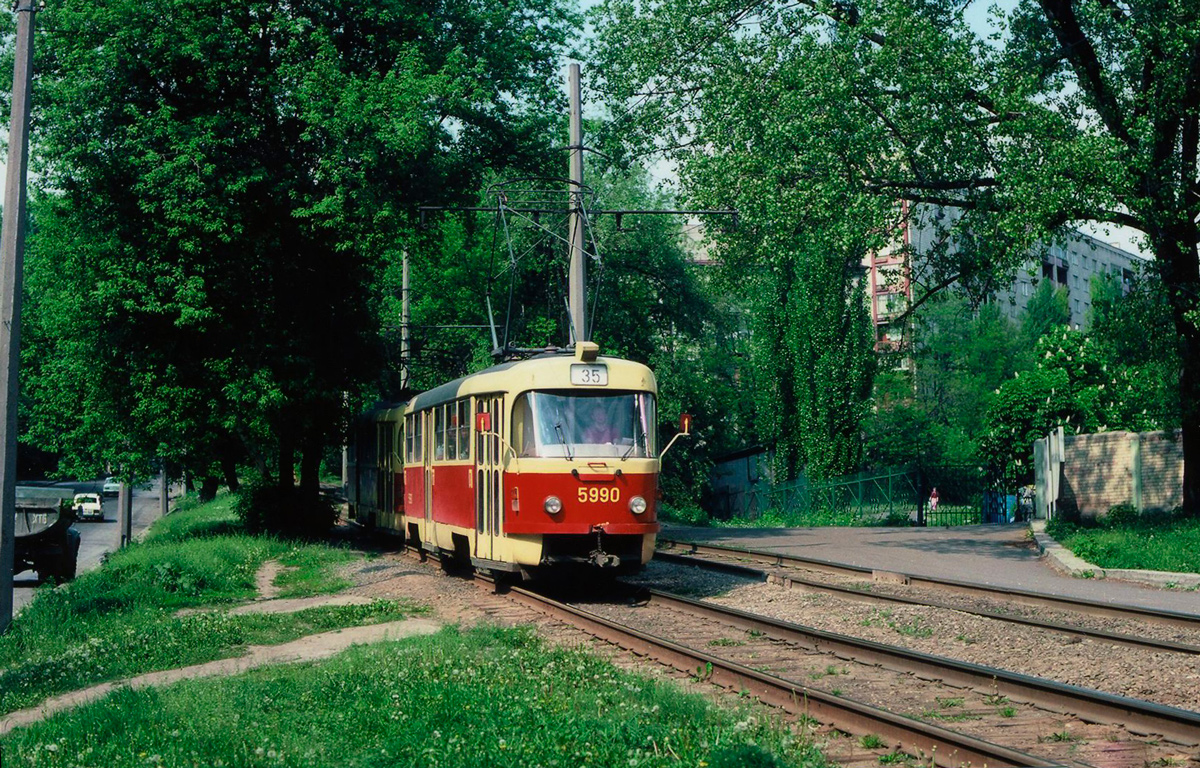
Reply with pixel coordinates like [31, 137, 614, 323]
[377, 422, 393, 528]
[474, 396, 503, 561]
[423, 409, 435, 548]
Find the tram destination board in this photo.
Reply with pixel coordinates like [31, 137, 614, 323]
[570, 363, 608, 386]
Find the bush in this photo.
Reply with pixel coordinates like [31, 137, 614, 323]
[1104, 502, 1140, 528]
[234, 478, 337, 538]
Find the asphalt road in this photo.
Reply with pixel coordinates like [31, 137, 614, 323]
[11, 480, 166, 615]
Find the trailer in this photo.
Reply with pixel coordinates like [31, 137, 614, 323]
[13, 486, 80, 583]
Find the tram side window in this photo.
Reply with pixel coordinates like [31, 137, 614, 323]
[446, 403, 458, 461]
[435, 406, 446, 461]
[457, 400, 472, 459]
[404, 415, 413, 463]
[413, 413, 423, 463]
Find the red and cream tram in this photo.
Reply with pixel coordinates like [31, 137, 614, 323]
[347, 342, 679, 575]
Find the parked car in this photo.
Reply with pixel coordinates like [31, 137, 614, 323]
[101, 476, 121, 497]
[72, 492, 104, 522]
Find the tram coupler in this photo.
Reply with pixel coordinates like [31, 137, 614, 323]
[588, 528, 620, 569]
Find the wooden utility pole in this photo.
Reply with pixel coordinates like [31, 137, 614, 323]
[567, 63, 587, 345]
[0, 0, 38, 635]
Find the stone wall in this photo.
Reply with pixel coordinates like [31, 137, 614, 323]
[1053, 429, 1182, 520]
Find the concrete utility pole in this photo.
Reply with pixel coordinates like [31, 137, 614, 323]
[160, 468, 169, 519]
[401, 250, 410, 390]
[566, 63, 587, 345]
[0, 0, 38, 635]
[119, 483, 132, 548]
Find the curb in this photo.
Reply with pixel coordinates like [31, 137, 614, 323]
[1030, 520, 1200, 589]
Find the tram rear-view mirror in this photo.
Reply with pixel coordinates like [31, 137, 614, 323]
[476, 412, 492, 433]
[679, 413, 693, 435]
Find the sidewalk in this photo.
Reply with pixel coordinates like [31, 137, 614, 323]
[1030, 519, 1200, 589]
[661, 521, 1200, 614]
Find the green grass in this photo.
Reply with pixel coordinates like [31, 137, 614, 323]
[1, 626, 828, 768]
[1046, 512, 1200, 574]
[711, 507, 910, 529]
[0, 495, 424, 715]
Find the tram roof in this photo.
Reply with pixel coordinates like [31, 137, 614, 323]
[407, 352, 654, 412]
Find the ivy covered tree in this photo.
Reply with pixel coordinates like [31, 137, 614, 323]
[593, 0, 1200, 513]
[12, 0, 575, 524]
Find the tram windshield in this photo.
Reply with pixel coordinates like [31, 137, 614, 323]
[513, 391, 656, 459]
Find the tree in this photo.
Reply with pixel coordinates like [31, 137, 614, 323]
[983, 325, 1173, 481]
[592, 0, 1200, 513]
[865, 295, 1028, 469]
[13, 0, 574, 520]
[1022, 280, 1071, 345]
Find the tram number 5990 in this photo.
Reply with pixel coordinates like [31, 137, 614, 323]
[578, 487, 620, 503]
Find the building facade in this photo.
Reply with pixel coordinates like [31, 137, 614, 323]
[866, 204, 1148, 352]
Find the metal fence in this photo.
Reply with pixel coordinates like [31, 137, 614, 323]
[715, 468, 917, 525]
[709, 463, 1023, 527]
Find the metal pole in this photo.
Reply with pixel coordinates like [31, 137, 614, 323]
[567, 63, 586, 344]
[0, 0, 38, 635]
[119, 483, 132, 547]
[400, 250, 410, 389]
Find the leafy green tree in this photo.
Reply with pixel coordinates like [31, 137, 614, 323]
[981, 367, 1074, 485]
[866, 295, 1027, 469]
[1022, 280, 1071, 346]
[983, 326, 1173, 481]
[15, 0, 575, 522]
[592, 0, 1200, 514]
[1088, 270, 1181, 427]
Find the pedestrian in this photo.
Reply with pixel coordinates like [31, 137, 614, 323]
[929, 487, 939, 513]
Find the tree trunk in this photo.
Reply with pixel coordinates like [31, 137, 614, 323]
[1177, 333, 1200, 516]
[220, 452, 240, 494]
[278, 429, 295, 494]
[199, 477, 219, 502]
[299, 440, 321, 499]
[1153, 225, 1200, 516]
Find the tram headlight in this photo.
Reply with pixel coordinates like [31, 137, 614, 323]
[544, 495, 563, 515]
[629, 496, 647, 515]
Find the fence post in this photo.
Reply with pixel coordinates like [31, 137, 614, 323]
[916, 466, 927, 527]
[888, 473, 894, 521]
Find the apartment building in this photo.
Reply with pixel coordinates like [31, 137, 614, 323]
[867, 204, 1148, 351]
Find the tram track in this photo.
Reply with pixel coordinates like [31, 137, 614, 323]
[657, 539, 1200, 636]
[653, 548, 1200, 656]
[535, 583, 1200, 767]
[493, 579, 1061, 768]
[418, 548, 1200, 768]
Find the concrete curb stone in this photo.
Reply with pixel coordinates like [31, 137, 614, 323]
[1030, 519, 1200, 590]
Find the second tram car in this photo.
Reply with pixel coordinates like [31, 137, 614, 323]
[347, 342, 678, 575]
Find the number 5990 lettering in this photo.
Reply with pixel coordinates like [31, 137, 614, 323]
[577, 487, 620, 503]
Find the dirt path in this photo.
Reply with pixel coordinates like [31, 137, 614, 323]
[0, 618, 440, 737]
[1, 558, 442, 737]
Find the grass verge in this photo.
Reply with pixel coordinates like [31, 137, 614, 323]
[705, 507, 912, 528]
[0, 494, 426, 715]
[2, 625, 826, 768]
[1046, 511, 1200, 575]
